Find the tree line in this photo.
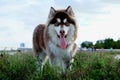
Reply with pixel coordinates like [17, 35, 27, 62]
[81, 38, 120, 49]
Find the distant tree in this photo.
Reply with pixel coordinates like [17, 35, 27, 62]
[81, 42, 86, 48]
[104, 38, 115, 49]
[81, 41, 93, 48]
[94, 40, 104, 49]
[81, 38, 120, 49]
[115, 40, 120, 49]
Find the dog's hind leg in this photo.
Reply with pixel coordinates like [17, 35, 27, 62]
[36, 51, 48, 72]
[33, 24, 47, 72]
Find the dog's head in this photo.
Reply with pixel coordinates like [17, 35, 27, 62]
[47, 6, 77, 49]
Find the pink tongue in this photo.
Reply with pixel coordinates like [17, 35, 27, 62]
[60, 35, 66, 49]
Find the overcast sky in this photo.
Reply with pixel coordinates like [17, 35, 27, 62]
[0, 0, 120, 48]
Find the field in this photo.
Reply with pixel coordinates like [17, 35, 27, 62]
[0, 51, 120, 80]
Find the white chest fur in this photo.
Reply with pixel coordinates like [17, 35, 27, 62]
[48, 41, 74, 59]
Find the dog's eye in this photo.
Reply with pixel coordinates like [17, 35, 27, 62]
[54, 22, 59, 26]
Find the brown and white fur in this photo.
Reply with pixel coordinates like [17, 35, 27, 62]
[33, 6, 78, 72]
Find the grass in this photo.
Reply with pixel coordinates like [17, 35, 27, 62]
[0, 51, 120, 80]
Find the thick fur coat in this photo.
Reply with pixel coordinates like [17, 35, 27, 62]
[33, 6, 78, 72]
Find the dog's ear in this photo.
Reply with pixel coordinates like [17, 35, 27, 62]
[49, 7, 56, 18]
[66, 6, 74, 16]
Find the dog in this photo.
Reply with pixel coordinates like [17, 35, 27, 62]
[33, 6, 78, 72]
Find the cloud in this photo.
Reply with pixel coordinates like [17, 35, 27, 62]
[0, 0, 55, 47]
[0, 0, 120, 48]
[101, 0, 120, 4]
[0, 17, 31, 47]
[54, 0, 107, 14]
[76, 4, 120, 45]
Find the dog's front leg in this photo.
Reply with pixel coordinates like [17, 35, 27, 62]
[48, 52, 56, 67]
[66, 43, 78, 70]
[49, 52, 67, 73]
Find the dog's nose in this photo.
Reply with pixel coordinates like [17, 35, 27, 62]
[60, 30, 65, 35]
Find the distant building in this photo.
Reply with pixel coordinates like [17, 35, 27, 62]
[17, 48, 32, 52]
[20, 43, 25, 47]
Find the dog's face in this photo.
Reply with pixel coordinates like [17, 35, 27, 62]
[47, 6, 77, 49]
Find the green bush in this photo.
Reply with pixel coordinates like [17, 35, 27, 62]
[0, 52, 37, 80]
[0, 51, 120, 80]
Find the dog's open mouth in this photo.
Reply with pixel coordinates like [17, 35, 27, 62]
[57, 34, 67, 49]
[57, 34, 67, 38]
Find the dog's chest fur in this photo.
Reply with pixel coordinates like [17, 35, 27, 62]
[48, 41, 74, 59]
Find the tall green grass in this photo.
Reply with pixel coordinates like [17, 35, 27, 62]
[0, 51, 120, 80]
[0, 52, 36, 80]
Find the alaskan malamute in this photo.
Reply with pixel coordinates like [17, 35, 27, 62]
[33, 6, 78, 72]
